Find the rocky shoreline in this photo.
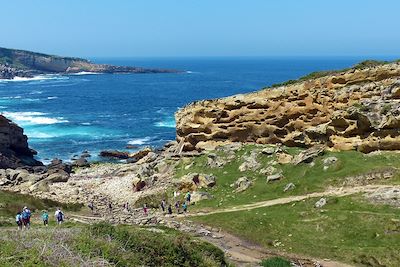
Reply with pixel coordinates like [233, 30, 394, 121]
[0, 47, 180, 80]
[176, 60, 400, 153]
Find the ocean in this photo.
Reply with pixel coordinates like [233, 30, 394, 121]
[0, 57, 395, 162]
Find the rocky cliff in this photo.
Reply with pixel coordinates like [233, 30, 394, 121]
[0, 115, 41, 168]
[176, 61, 400, 153]
[0, 47, 179, 79]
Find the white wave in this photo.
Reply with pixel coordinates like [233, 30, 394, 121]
[69, 71, 101, 75]
[2, 111, 68, 125]
[155, 119, 176, 128]
[47, 96, 58, 100]
[81, 122, 92, 126]
[0, 74, 68, 83]
[128, 137, 151, 145]
[29, 90, 43, 95]
[29, 132, 55, 139]
[1, 96, 22, 99]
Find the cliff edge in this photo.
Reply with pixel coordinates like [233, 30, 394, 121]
[0, 47, 179, 79]
[175, 60, 400, 153]
[0, 115, 41, 168]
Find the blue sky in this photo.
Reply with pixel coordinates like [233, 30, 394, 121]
[1, 0, 399, 57]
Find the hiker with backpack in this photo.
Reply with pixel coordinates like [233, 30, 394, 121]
[185, 191, 191, 205]
[143, 203, 148, 216]
[160, 199, 166, 212]
[175, 200, 181, 214]
[55, 208, 64, 225]
[15, 212, 23, 230]
[182, 201, 188, 213]
[21, 207, 31, 229]
[88, 202, 94, 214]
[42, 210, 49, 226]
[167, 204, 173, 215]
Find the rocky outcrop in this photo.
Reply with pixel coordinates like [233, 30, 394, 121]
[175, 61, 400, 153]
[0, 115, 41, 168]
[0, 47, 179, 79]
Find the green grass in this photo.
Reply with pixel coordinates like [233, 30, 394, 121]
[261, 257, 291, 267]
[0, 223, 228, 267]
[0, 190, 82, 218]
[192, 195, 400, 266]
[174, 145, 400, 211]
[269, 59, 395, 88]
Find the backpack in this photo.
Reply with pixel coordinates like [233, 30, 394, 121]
[16, 214, 21, 222]
[22, 211, 29, 219]
[57, 211, 64, 220]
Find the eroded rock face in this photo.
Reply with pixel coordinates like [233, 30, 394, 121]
[175, 62, 400, 153]
[0, 115, 42, 169]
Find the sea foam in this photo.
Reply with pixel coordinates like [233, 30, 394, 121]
[128, 137, 151, 145]
[2, 111, 68, 125]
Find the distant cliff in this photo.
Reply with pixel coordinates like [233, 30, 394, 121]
[175, 60, 400, 153]
[0, 47, 179, 79]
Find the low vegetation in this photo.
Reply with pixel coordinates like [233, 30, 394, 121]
[175, 145, 400, 211]
[270, 59, 395, 88]
[192, 195, 400, 266]
[0, 190, 82, 218]
[0, 223, 228, 267]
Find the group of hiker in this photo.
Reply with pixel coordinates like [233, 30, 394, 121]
[88, 191, 192, 218]
[15, 207, 65, 230]
[160, 191, 191, 215]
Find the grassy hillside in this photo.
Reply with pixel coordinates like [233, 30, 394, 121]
[0, 223, 228, 267]
[0, 190, 82, 219]
[173, 144, 400, 266]
[192, 195, 400, 266]
[175, 145, 400, 211]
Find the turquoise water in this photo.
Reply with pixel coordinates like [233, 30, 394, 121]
[0, 57, 394, 162]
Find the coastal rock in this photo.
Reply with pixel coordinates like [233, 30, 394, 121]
[315, 198, 327, 208]
[261, 146, 276, 155]
[99, 150, 129, 159]
[47, 158, 72, 174]
[72, 157, 90, 168]
[230, 177, 252, 192]
[292, 145, 325, 165]
[207, 153, 227, 168]
[276, 153, 293, 164]
[0, 115, 42, 169]
[191, 191, 213, 203]
[239, 151, 261, 171]
[129, 148, 152, 161]
[266, 173, 284, 183]
[283, 183, 296, 192]
[175, 62, 400, 153]
[178, 173, 216, 191]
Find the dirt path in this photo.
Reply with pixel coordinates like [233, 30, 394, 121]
[187, 184, 393, 217]
[68, 184, 389, 267]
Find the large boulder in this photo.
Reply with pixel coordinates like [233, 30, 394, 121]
[0, 115, 43, 169]
[178, 173, 216, 191]
[72, 157, 90, 167]
[292, 145, 325, 165]
[191, 191, 213, 203]
[99, 150, 129, 159]
[47, 158, 72, 174]
[230, 177, 252, 192]
[129, 148, 152, 161]
[239, 151, 261, 172]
